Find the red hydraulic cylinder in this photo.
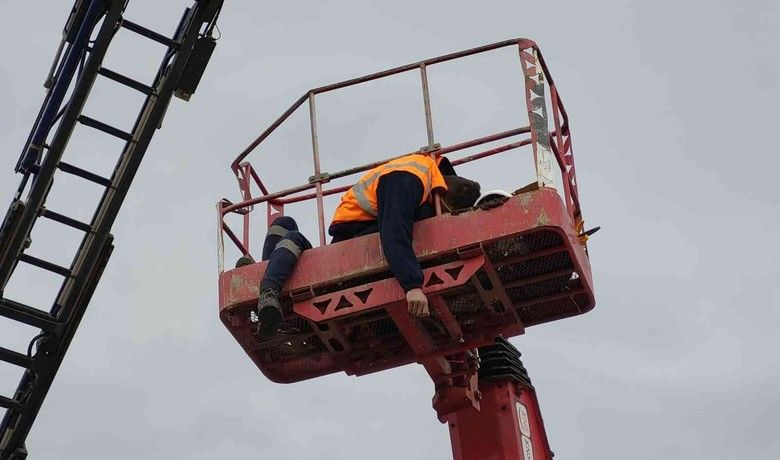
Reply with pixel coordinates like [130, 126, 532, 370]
[448, 381, 552, 460]
[445, 338, 552, 460]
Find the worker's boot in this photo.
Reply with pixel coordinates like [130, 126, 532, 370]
[256, 288, 283, 338]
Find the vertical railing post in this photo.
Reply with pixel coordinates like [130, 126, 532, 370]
[308, 92, 327, 246]
[518, 44, 556, 189]
[240, 163, 252, 255]
[216, 202, 225, 275]
[420, 63, 436, 149]
[420, 63, 443, 215]
[549, 85, 574, 222]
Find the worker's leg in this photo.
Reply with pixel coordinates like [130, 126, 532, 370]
[260, 229, 312, 291]
[376, 171, 425, 292]
[257, 221, 312, 337]
[236, 216, 300, 268]
[262, 216, 299, 261]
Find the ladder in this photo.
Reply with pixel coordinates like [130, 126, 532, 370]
[0, 1, 223, 458]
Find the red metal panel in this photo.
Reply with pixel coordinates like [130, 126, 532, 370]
[294, 257, 483, 322]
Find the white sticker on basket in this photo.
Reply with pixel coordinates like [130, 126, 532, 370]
[517, 402, 531, 438]
[522, 435, 534, 460]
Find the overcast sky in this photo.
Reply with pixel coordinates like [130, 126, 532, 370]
[1, 1, 779, 459]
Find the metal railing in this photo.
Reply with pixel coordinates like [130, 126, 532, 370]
[218, 38, 582, 271]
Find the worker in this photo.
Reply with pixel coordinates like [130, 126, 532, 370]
[255, 153, 482, 337]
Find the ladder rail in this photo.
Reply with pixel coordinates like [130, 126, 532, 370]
[13, 0, 102, 175]
[0, 0, 107, 292]
[0, 1, 224, 457]
[0, 2, 126, 454]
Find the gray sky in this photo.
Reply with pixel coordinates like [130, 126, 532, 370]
[1, 0, 779, 458]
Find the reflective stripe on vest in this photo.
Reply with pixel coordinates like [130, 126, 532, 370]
[350, 160, 433, 216]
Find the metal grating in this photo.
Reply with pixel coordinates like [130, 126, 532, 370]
[517, 291, 590, 326]
[260, 334, 324, 362]
[445, 291, 483, 315]
[506, 274, 573, 302]
[484, 230, 562, 261]
[497, 250, 572, 283]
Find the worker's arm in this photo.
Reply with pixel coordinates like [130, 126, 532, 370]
[376, 171, 429, 317]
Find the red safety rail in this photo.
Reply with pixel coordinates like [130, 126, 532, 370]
[217, 39, 595, 401]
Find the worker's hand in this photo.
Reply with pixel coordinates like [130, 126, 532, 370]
[406, 288, 430, 318]
[477, 195, 509, 211]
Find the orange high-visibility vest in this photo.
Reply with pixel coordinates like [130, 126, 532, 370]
[331, 154, 448, 224]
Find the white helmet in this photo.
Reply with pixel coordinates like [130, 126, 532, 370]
[474, 189, 512, 207]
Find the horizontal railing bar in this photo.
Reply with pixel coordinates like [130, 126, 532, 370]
[439, 126, 530, 155]
[451, 138, 531, 166]
[223, 127, 533, 214]
[232, 39, 533, 170]
[222, 182, 315, 214]
[322, 150, 421, 183]
[275, 184, 351, 205]
[311, 39, 527, 96]
[232, 94, 309, 171]
[277, 138, 532, 206]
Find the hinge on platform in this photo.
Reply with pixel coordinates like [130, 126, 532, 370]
[308, 173, 331, 184]
[420, 143, 441, 153]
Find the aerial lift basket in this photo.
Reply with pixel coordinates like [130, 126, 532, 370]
[217, 39, 595, 387]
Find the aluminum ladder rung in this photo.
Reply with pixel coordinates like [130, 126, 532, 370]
[0, 346, 32, 369]
[98, 67, 154, 95]
[121, 19, 179, 49]
[0, 298, 59, 332]
[77, 115, 133, 142]
[39, 208, 92, 233]
[18, 254, 71, 278]
[57, 161, 112, 187]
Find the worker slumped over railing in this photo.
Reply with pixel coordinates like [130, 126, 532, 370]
[252, 153, 484, 337]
